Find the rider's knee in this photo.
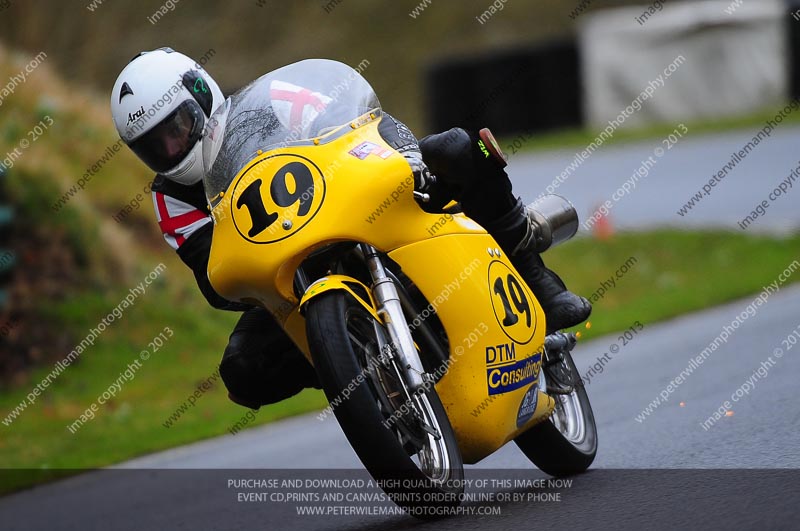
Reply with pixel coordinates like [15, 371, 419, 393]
[220, 334, 318, 409]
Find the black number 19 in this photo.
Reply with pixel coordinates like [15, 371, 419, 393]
[236, 162, 315, 238]
[494, 274, 531, 328]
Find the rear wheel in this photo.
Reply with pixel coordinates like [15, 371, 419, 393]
[515, 347, 597, 476]
[306, 292, 464, 516]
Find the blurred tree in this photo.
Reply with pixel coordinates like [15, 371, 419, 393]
[0, 167, 14, 310]
[0, 0, 645, 132]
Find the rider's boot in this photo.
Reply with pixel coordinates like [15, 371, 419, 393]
[419, 128, 591, 332]
[478, 198, 592, 332]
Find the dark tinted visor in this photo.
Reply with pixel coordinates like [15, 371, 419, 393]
[128, 100, 204, 173]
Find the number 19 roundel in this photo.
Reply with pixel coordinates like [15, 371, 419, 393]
[231, 154, 326, 244]
[488, 260, 538, 344]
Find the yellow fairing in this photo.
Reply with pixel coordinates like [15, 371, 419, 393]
[208, 117, 483, 316]
[389, 235, 553, 463]
[208, 115, 553, 464]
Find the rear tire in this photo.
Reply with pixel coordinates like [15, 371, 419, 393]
[306, 292, 464, 517]
[514, 348, 597, 476]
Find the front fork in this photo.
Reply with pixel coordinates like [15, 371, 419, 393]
[360, 244, 428, 392]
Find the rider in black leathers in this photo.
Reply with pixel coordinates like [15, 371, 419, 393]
[111, 49, 591, 410]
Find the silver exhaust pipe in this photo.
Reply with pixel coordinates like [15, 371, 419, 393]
[526, 194, 579, 252]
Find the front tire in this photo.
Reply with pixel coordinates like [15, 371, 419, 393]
[306, 292, 464, 516]
[514, 348, 597, 476]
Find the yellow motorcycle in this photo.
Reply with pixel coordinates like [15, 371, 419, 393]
[202, 59, 596, 515]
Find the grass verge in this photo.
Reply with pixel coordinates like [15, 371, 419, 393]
[549, 230, 800, 339]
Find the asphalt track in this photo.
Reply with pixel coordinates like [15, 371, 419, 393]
[3, 285, 799, 530]
[508, 124, 800, 234]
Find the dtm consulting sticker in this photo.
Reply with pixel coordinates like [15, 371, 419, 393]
[485, 343, 542, 396]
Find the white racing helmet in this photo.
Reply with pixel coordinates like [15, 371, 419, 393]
[111, 48, 224, 185]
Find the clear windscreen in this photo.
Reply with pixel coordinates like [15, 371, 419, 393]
[202, 59, 380, 202]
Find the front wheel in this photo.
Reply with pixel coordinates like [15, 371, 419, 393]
[306, 292, 464, 516]
[514, 347, 597, 476]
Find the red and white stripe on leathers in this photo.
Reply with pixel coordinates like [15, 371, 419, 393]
[152, 192, 211, 250]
